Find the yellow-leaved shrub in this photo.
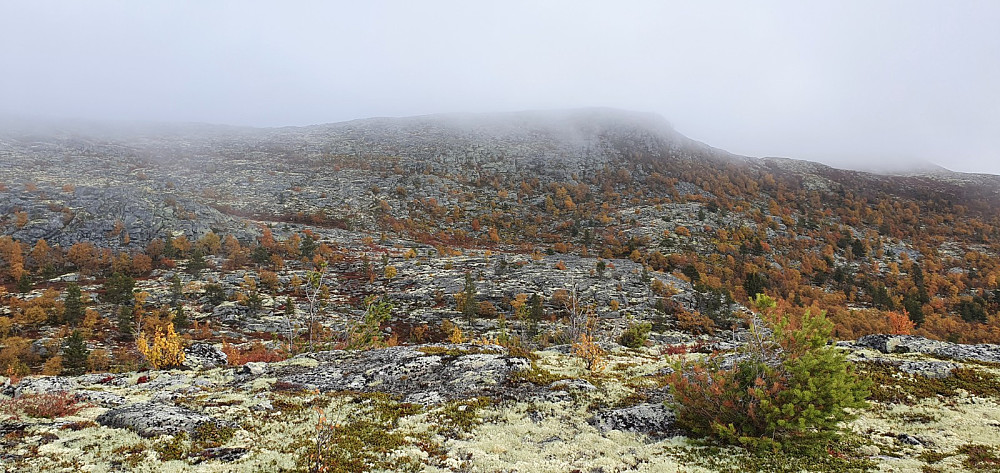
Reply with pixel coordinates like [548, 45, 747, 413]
[136, 323, 185, 369]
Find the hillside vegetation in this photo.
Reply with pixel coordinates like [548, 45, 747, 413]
[1, 109, 1000, 471]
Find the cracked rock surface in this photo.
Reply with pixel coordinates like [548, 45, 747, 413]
[96, 402, 234, 438]
[266, 344, 532, 404]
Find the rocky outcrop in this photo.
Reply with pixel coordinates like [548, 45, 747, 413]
[96, 403, 235, 438]
[265, 344, 531, 404]
[855, 334, 1000, 364]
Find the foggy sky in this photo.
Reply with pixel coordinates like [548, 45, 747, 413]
[2, 1, 998, 175]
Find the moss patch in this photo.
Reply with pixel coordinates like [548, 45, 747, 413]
[858, 362, 1000, 404]
[509, 362, 570, 386]
[959, 444, 1000, 471]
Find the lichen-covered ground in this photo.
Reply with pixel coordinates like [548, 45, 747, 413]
[2, 340, 1000, 472]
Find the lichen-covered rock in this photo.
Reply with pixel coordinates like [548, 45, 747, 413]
[183, 343, 229, 370]
[240, 362, 268, 376]
[10, 376, 78, 398]
[898, 360, 958, 379]
[269, 344, 531, 404]
[592, 403, 676, 434]
[856, 334, 1000, 364]
[96, 402, 234, 438]
[74, 390, 127, 407]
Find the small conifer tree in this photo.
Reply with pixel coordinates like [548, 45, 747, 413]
[64, 283, 85, 326]
[63, 330, 90, 376]
[461, 272, 478, 323]
[668, 294, 869, 454]
[187, 249, 207, 274]
[102, 272, 135, 305]
[116, 304, 135, 341]
[16, 273, 32, 293]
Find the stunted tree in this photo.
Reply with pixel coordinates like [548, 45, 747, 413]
[187, 248, 208, 274]
[63, 330, 89, 376]
[64, 283, 85, 326]
[169, 275, 189, 329]
[102, 272, 135, 305]
[460, 271, 478, 324]
[303, 262, 331, 352]
[29, 238, 57, 276]
[300, 232, 318, 259]
[116, 304, 134, 340]
[0, 236, 26, 283]
[528, 293, 544, 337]
[237, 275, 263, 316]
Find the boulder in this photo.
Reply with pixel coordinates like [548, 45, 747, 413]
[592, 403, 676, 434]
[898, 361, 958, 379]
[96, 403, 234, 438]
[10, 376, 78, 398]
[183, 343, 229, 370]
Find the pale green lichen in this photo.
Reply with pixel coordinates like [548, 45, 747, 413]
[277, 356, 320, 368]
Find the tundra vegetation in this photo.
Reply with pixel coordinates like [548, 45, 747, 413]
[1, 110, 1000, 471]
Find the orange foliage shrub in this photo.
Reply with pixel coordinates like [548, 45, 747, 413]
[0, 391, 87, 419]
[675, 309, 716, 335]
[886, 311, 915, 335]
[222, 340, 288, 366]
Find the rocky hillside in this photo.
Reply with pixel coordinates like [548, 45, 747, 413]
[2, 109, 1000, 471]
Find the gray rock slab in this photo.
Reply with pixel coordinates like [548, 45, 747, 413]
[592, 403, 676, 434]
[271, 344, 530, 404]
[96, 403, 234, 438]
[856, 334, 1000, 364]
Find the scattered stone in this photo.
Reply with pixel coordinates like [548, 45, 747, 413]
[74, 390, 127, 408]
[249, 399, 273, 412]
[197, 447, 249, 463]
[857, 444, 881, 456]
[549, 379, 597, 391]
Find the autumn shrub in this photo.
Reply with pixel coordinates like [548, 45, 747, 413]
[136, 323, 186, 369]
[441, 319, 464, 344]
[0, 391, 87, 419]
[572, 333, 606, 372]
[222, 340, 288, 366]
[675, 309, 716, 335]
[668, 294, 869, 454]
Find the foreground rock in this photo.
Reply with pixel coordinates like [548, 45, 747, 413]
[592, 403, 676, 434]
[96, 403, 235, 438]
